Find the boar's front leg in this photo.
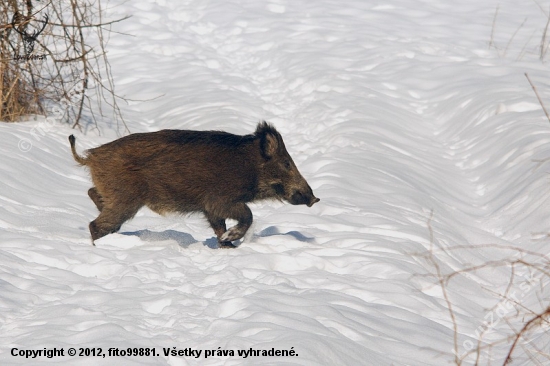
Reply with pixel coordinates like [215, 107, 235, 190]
[206, 203, 252, 248]
[220, 203, 253, 243]
[206, 215, 232, 248]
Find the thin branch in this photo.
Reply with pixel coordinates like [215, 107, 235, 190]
[541, 6, 550, 61]
[490, 5, 499, 50]
[503, 308, 550, 365]
[425, 211, 460, 365]
[69, 0, 88, 129]
[503, 17, 528, 58]
[46, 15, 131, 29]
[525, 72, 550, 124]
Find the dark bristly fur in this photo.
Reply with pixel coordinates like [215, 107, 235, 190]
[69, 122, 319, 247]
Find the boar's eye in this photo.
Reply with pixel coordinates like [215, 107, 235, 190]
[283, 160, 291, 170]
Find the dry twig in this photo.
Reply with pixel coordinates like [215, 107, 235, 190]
[525, 72, 550, 124]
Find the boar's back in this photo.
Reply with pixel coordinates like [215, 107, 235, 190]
[87, 130, 260, 211]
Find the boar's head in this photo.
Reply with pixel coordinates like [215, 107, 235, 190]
[256, 122, 320, 207]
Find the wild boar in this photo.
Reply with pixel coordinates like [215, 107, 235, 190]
[69, 121, 319, 248]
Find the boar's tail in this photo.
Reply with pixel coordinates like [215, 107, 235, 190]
[68, 135, 88, 165]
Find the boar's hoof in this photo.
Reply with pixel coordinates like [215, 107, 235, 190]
[220, 226, 245, 242]
[218, 241, 237, 249]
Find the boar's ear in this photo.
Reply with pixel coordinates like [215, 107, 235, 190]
[256, 121, 281, 160]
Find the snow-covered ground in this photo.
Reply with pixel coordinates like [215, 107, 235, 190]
[2, 0, 550, 364]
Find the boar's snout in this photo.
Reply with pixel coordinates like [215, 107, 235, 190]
[289, 186, 320, 207]
[308, 196, 320, 207]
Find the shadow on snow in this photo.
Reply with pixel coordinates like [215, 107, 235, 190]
[120, 226, 316, 248]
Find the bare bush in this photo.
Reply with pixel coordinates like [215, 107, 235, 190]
[0, 0, 129, 131]
[416, 212, 550, 365]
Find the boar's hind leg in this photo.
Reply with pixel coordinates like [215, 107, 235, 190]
[88, 187, 104, 211]
[89, 203, 140, 244]
[218, 203, 253, 245]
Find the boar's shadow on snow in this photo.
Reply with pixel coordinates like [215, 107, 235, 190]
[69, 121, 319, 248]
[121, 226, 315, 249]
[121, 229, 200, 248]
[259, 226, 317, 244]
[121, 229, 227, 249]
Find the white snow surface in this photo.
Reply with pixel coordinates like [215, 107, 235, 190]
[2, 0, 550, 365]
